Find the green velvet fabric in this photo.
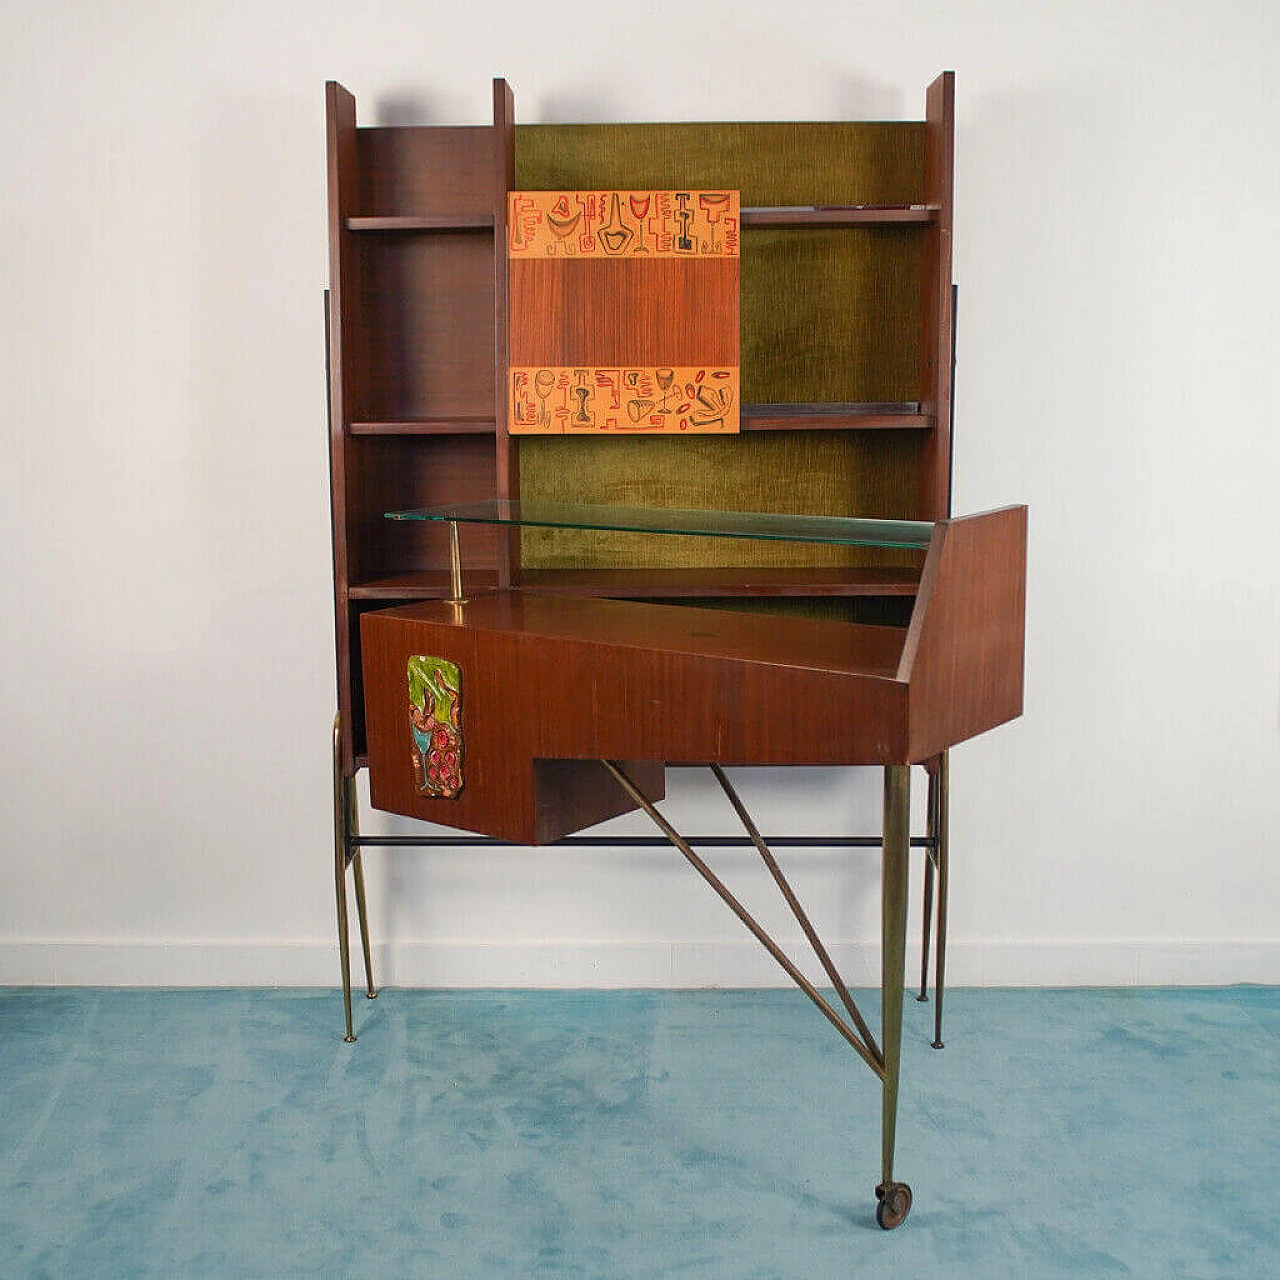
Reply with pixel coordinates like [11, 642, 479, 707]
[518, 431, 922, 570]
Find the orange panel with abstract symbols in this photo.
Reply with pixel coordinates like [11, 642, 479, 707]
[508, 190, 740, 434]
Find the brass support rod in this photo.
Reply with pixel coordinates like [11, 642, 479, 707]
[448, 520, 463, 601]
[881, 764, 911, 1186]
[709, 763, 881, 1067]
[602, 760, 884, 1079]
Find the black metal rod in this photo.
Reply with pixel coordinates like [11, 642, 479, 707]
[350, 834, 939, 849]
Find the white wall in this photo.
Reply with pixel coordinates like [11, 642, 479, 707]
[2, 0, 1277, 988]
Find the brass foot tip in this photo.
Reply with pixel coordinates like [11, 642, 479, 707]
[366, 990, 378, 1000]
[931, 1040, 944, 1050]
[915, 994, 929, 1002]
[343, 1033, 357, 1043]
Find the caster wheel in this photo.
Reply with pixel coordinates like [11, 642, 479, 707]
[875, 1181, 912, 1230]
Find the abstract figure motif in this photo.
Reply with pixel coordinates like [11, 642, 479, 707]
[510, 366, 737, 434]
[408, 656, 462, 798]
[509, 191, 739, 259]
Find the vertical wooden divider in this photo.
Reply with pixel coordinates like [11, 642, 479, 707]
[326, 81, 360, 777]
[919, 72, 955, 521]
[492, 79, 519, 588]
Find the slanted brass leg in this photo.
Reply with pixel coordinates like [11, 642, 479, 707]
[348, 769, 377, 1001]
[877, 764, 913, 1229]
[333, 713, 376, 1041]
[333, 714, 357, 1042]
[918, 761, 938, 1002]
[932, 750, 949, 1050]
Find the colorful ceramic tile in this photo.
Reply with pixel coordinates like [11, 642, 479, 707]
[509, 191, 740, 259]
[408, 656, 462, 799]
[509, 366, 738, 434]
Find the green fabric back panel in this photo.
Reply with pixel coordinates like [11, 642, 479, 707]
[516, 432, 922, 570]
[513, 123, 927, 570]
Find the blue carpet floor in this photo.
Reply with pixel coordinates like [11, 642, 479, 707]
[1, 987, 1276, 1278]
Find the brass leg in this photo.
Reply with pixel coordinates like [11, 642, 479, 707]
[918, 762, 938, 1002]
[876, 764, 913, 1229]
[333, 714, 357, 1043]
[932, 750, 949, 1050]
[348, 772, 377, 1001]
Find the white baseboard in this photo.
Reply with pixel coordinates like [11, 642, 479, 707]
[1, 938, 1277, 988]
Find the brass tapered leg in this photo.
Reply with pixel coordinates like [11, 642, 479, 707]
[918, 762, 938, 1002]
[932, 750, 949, 1050]
[877, 764, 912, 1229]
[351, 855, 376, 1002]
[348, 768, 377, 1001]
[333, 714, 357, 1042]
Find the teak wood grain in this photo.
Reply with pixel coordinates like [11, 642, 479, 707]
[898, 505, 1027, 761]
[919, 72, 954, 520]
[357, 126, 495, 218]
[493, 80, 520, 589]
[509, 257, 739, 369]
[327, 82, 360, 774]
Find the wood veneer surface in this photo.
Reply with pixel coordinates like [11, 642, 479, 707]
[379, 592, 906, 678]
[362, 594, 910, 840]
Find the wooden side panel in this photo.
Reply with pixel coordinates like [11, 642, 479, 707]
[326, 82, 361, 776]
[354, 232, 495, 421]
[919, 72, 955, 520]
[357, 126, 495, 217]
[493, 80, 520, 588]
[899, 506, 1027, 761]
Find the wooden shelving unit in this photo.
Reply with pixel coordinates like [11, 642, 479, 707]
[321, 80, 1018, 1228]
[326, 75, 955, 775]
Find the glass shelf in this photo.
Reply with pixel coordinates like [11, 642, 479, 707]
[385, 499, 933, 550]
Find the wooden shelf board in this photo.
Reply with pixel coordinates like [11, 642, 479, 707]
[741, 403, 931, 431]
[348, 417, 497, 436]
[741, 205, 938, 227]
[518, 566, 921, 599]
[346, 214, 495, 232]
[349, 569, 501, 600]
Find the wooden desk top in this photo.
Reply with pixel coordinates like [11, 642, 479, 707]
[376, 591, 906, 682]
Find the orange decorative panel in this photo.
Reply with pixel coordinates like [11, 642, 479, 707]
[510, 366, 739, 434]
[509, 190, 740, 435]
[508, 191, 739, 259]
